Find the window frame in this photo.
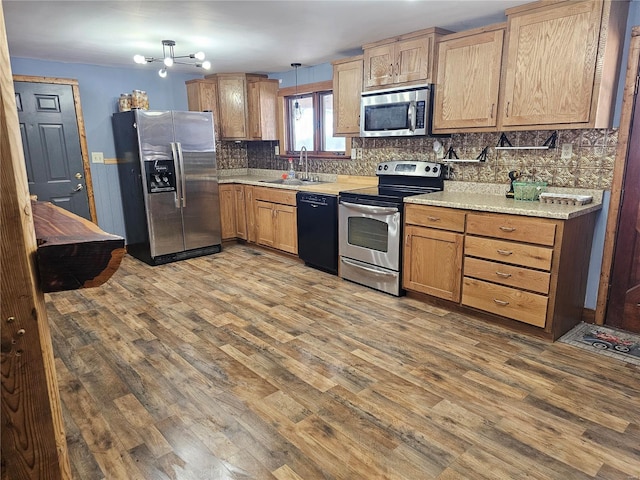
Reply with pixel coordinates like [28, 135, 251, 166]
[277, 80, 351, 159]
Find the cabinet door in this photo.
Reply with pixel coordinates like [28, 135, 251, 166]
[403, 225, 463, 302]
[501, 1, 602, 127]
[433, 29, 504, 131]
[219, 184, 236, 240]
[248, 80, 278, 141]
[395, 36, 433, 84]
[217, 74, 248, 139]
[333, 57, 363, 136]
[245, 186, 256, 243]
[186, 80, 220, 139]
[363, 43, 395, 89]
[233, 185, 247, 240]
[274, 204, 298, 254]
[256, 200, 275, 247]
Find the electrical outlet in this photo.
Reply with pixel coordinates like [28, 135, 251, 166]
[274, 145, 280, 156]
[561, 143, 573, 160]
[354, 148, 363, 160]
[91, 152, 104, 163]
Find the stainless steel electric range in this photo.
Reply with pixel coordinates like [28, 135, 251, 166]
[338, 160, 444, 296]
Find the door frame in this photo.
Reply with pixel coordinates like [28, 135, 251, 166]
[596, 26, 640, 325]
[13, 74, 97, 223]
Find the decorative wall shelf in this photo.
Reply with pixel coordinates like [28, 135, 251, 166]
[494, 131, 558, 150]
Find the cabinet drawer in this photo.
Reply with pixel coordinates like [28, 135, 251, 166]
[463, 257, 550, 294]
[253, 186, 297, 206]
[405, 204, 465, 232]
[465, 236, 552, 271]
[466, 213, 556, 246]
[462, 277, 548, 327]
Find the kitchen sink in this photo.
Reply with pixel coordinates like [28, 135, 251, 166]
[260, 178, 328, 186]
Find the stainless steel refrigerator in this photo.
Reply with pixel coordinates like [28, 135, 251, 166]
[112, 110, 222, 265]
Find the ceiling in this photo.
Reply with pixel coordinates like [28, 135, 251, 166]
[4, 0, 531, 75]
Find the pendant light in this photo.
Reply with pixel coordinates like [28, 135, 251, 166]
[291, 63, 302, 121]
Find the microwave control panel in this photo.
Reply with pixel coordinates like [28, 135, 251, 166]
[415, 101, 426, 129]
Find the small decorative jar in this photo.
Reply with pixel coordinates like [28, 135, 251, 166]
[118, 93, 132, 112]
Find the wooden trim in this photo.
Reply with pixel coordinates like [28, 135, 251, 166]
[277, 80, 333, 97]
[596, 26, 640, 325]
[362, 26, 453, 49]
[0, 3, 71, 479]
[438, 22, 507, 42]
[13, 74, 98, 224]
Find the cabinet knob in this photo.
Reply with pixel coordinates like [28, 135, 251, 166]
[505, 101, 511, 118]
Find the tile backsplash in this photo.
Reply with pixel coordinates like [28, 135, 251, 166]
[217, 128, 618, 190]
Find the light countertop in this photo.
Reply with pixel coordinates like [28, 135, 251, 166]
[405, 182, 603, 220]
[218, 171, 603, 220]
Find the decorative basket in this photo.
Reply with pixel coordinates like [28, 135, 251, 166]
[513, 181, 547, 201]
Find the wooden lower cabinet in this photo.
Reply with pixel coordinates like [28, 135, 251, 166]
[403, 225, 463, 302]
[219, 184, 248, 240]
[404, 204, 597, 340]
[254, 187, 298, 255]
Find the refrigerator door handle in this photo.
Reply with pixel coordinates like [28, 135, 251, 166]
[170, 142, 181, 209]
[176, 142, 187, 208]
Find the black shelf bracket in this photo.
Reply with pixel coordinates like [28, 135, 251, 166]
[543, 131, 558, 149]
[476, 146, 489, 162]
[444, 146, 459, 160]
[497, 133, 513, 148]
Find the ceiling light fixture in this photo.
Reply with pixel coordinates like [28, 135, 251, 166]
[134, 40, 211, 78]
[291, 62, 302, 121]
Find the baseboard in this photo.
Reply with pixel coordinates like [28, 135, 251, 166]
[582, 308, 596, 325]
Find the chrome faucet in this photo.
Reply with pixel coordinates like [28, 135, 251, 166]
[299, 146, 309, 180]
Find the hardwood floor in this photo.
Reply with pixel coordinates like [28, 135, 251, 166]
[45, 244, 640, 479]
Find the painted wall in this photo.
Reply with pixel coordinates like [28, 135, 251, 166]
[10, 57, 201, 238]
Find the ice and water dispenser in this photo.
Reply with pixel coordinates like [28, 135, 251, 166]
[144, 160, 176, 194]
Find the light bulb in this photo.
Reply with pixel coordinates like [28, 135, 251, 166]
[133, 54, 146, 64]
[294, 100, 302, 121]
[163, 56, 173, 67]
[158, 68, 167, 78]
[194, 51, 205, 61]
[201, 60, 211, 70]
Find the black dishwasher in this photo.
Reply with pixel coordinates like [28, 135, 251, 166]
[296, 192, 338, 275]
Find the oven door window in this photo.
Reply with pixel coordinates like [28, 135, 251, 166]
[348, 217, 389, 252]
[363, 103, 410, 131]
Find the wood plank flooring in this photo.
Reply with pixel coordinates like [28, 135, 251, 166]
[45, 244, 640, 479]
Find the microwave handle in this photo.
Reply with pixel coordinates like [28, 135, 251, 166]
[408, 100, 416, 132]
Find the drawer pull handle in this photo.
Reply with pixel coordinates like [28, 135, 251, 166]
[495, 271, 512, 278]
[497, 249, 513, 256]
[499, 226, 516, 232]
[427, 216, 441, 221]
[493, 299, 510, 306]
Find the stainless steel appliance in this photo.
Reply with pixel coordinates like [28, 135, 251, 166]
[112, 110, 221, 265]
[360, 85, 432, 137]
[297, 192, 338, 275]
[339, 161, 444, 295]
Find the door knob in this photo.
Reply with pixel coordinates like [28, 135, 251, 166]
[75, 172, 83, 179]
[72, 183, 84, 192]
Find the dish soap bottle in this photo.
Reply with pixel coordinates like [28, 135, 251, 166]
[288, 158, 296, 179]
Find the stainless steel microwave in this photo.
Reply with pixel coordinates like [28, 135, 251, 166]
[360, 84, 432, 137]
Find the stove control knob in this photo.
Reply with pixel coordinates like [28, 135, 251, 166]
[433, 166, 439, 174]
[378, 165, 383, 170]
[425, 166, 431, 172]
[383, 164, 389, 170]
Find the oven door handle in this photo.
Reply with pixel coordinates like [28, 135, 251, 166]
[340, 201, 399, 215]
[341, 258, 398, 277]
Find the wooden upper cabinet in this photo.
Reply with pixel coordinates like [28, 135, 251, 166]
[247, 78, 279, 141]
[332, 55, 363, 136]
[500, 0, 629, 130]
[185, 79, 220, 138]
[432, 25, 505, 133]
[198, 73, 278, 141]
[363, 27, 450, 90]
[216, 73, 249, 139]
